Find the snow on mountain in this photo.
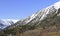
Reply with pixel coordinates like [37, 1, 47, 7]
[26, 1, 60, 23]
[54, 1, 60, 9]
[27, 1, 60, 23]
[0, 19, 19, 29]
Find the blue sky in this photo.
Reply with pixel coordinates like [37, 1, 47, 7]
[0, 0, 60, 19]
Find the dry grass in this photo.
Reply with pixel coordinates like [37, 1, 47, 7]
[20, 28, 60, 36]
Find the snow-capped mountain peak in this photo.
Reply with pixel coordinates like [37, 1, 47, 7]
[54, 1, 60, 9]
[0, 19, 19, 29]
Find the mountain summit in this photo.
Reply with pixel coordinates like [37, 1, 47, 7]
[54, 1, 60, 9]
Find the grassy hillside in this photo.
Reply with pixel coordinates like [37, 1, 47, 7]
[20, 28, 60, 36]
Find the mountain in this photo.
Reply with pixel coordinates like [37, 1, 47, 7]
[5, 1, 60, 30]
[8, 1, 60, 28]
[0, 19, 18, 30]
[2, 1, 60, 36]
